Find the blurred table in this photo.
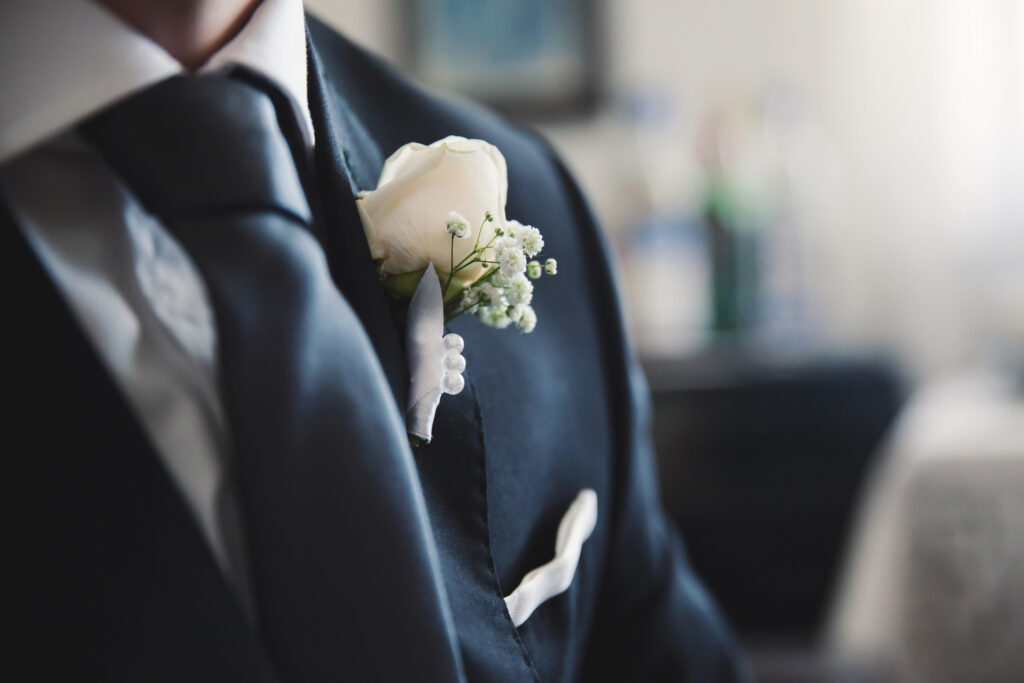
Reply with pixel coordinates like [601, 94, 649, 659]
[645, 348, 903, 638]
[828, 372, 1024, 682]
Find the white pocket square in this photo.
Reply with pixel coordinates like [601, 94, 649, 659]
[504, 489, 598, 627]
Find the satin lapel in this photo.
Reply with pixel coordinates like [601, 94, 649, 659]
[1, 206, 278, 682]
[304, 27, 408, 409]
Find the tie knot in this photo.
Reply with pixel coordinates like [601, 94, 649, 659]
[80, 73, 311, 224]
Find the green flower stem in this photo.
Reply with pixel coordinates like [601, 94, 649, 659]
[443, 218, 499, 296]
[442, 233, 456, 295]
[471, 215, 490, 252]
[444, 305, 472, 323]
[445, 297, 479, 322]
[443, 265, 499, 323]
[451, 230, 500, 273]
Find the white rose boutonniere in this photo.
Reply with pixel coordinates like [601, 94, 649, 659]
[356, 136, 558, 442]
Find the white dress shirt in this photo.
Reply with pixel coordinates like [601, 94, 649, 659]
[0, 0, 313, 607]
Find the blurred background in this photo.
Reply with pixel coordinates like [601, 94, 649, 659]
[309, 1, 1024, 680]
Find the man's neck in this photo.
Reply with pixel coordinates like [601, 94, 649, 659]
[93, 0, 263, 70]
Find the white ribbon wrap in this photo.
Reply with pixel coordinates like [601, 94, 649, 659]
[405, 263, 465, 441]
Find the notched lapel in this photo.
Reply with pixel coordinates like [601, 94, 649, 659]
[304, 25, 408, 407]
[305, 36, 383, 196]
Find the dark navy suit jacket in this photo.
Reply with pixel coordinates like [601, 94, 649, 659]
[2, 16, 747, 683]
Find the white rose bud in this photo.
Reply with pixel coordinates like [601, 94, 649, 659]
[356, 136, 508, 286]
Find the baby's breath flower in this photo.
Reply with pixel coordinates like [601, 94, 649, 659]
[526, 260, 542, 279]
[504, 219, 524, 241]
[518, 225, 544, 258]
[544, 257, 558, 275]
[489, 270, 510, 288]
[478, 303, 512, 329]
[508, 304, 528, 324]
[505, 273, 534, 306]
[493, 236, 517, 256]
[445, 210, 472, 239]
[502, 251, 527, 278]
[495, 237, 527, 277]
[516, 305, 538, 333]
[460, 287, 481, 307]
[474, 282, 505, 307]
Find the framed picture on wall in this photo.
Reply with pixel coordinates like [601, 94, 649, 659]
[399, 0, 603, 119]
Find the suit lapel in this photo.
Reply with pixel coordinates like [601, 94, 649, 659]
[304, 27, 408, 409]
[302, 20, 542, 680]
[1, 206, 279, 682]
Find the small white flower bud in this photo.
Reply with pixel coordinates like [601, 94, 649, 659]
[508, 304, 526, 323]
[505, 273, 534, 306]
[527, 260, 542, 279]
[495, 237, 527, 278]
[516, 306, 537, 333]
[477, 303, 512, 329]
[518, 226, 544, 258]
[504, 219, 523, 241]
[475, 282, 505, 306]
[544, 258, 558, 275]
[445, 210, 472, 239]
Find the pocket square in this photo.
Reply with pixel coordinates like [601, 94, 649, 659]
[504, 489, 598, 627]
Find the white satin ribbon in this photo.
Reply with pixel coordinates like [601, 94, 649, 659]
[405, 263, 465, 441]
[504, 489, 598, 627]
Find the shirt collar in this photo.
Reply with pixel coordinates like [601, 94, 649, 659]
[0, 0, 312, 165]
